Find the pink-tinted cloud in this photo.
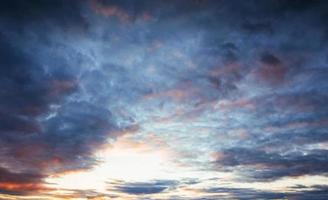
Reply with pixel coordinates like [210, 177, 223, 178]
[91, 0, 130, 22]
[254, 53, 287, 86]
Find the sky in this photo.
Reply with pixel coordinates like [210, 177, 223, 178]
[0, 0, 328, 199]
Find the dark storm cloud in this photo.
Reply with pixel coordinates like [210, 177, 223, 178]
[0, 36, 77, 118]
[0, 29, 89, 179]
[108, 180, 177, 195]
[0, 0, 138, 195]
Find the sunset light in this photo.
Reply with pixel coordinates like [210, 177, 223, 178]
[1, 0, 328, 199]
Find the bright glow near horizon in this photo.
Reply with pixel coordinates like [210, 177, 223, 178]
[1, 0, 328, 199]
[47, 137, 180, 193]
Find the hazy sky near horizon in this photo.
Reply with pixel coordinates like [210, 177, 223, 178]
[1, 0, 328, 199]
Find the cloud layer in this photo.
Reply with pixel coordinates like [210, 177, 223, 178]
[0, 0, 328, 199]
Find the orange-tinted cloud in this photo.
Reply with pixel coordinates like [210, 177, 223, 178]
[0, 167, 48, 195]
[49, 79, 78, 96]
[144, 80, 202, 102]
[0, 182, 46, 194]
[91, 0, 130, 22]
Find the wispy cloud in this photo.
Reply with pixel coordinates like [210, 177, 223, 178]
[0, 0, 328, 199]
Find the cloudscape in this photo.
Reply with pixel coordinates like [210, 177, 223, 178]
[0, 0, 328, 199]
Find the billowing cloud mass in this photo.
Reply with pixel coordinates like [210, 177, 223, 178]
[0, 0, 328, 199]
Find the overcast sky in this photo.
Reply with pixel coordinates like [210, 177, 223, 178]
[0, 0, 328, 199]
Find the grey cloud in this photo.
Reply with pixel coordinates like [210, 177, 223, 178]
[108, 180, 178, 195]
[215, 148, 328, 181]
